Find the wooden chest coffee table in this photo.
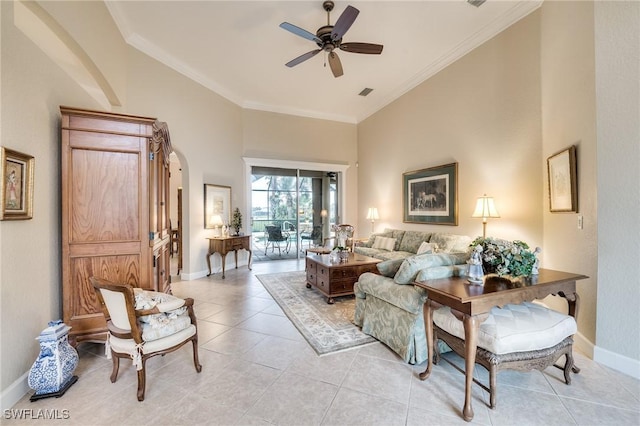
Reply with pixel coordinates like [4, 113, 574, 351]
[305, 252, 381, 304]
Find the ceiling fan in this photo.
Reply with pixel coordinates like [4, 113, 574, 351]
[280, 1, 384, 78]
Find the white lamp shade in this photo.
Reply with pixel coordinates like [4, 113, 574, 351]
[472, 195, 500, 219]
[210, 214, 224, 227]
[366, 207, 379, 221]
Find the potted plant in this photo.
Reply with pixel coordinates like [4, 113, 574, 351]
[231, 208, 242, 236]
[469, 237, 539, 277]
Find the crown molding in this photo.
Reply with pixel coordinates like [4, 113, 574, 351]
[242, 101, 357, 124]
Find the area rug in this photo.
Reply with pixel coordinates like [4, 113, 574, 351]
[256, 271, 376, 356]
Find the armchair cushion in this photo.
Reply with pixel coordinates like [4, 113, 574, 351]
[415, 264, 467, 281]
[140, 312, 192, 342]
[109, 324, 196, 354]
[376, 258, 405, 277]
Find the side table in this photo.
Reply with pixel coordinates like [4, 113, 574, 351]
[206, 236, 252, 278]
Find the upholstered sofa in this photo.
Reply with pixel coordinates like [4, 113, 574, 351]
[353, 230, 471, 364]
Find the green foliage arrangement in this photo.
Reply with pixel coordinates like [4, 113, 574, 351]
[470, 237, 539, 277]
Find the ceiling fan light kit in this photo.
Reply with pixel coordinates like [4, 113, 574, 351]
[280, 1, 384, 78]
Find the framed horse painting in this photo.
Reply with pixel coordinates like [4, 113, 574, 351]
[403, 162, 458, 225]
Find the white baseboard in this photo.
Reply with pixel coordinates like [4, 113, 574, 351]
[1, 371, 29, 411]
[574, 331, 595, 358]
[594, 344, 640, 380]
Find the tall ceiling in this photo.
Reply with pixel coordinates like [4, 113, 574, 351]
[106, 1, 542, 123]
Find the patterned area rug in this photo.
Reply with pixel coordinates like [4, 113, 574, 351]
[256, 271, 376, 356]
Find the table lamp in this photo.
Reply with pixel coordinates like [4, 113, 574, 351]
[210, 214, 224, 237]
[472, 194, 500, 238]
[366, 207, 379, 234]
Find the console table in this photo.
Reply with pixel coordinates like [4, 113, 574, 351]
[414, 269, 588, 422]
[206, 236, 252, 279]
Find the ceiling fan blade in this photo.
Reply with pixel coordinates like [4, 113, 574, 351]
[340, 42, 384, 55]
[328, 52, 344, 78]
[285, 49, 322, 68]
[280, 22, 321, 44]
[331, 5, 359, 41]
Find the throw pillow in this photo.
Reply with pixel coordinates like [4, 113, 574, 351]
[372, 236, 396, 251]
[417, 242, 438, 255]
[394, 253, 463, 284]
[376, 258, 404, 277]
[429, 233, 472, 253]
[365, 231, 392, 247]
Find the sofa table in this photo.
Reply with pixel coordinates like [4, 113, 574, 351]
[414, 269, 588, 422]
[305, 252, 381, 304]
[206, 236, 252, 279]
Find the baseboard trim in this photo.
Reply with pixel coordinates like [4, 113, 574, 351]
[594, 344, 640, 380]
[574, 331, 594, 358]
[1, 371, 29, 411]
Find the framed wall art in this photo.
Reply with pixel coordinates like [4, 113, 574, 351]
[1, 147, 34, 220]
[204, 184, 231, 228]
[547, 146, 577, 212]
[403, 162, 458, 225]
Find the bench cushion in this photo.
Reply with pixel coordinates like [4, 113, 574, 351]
[433, 302, 577, 355]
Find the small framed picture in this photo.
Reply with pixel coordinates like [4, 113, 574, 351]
[547, 146, 577, 212]
[1, 147, 34, 220]
[403, 162, 458, 225]
[204, 184, 231, 228]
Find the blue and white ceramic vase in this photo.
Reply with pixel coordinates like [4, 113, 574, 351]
[28, 320, 79, 398]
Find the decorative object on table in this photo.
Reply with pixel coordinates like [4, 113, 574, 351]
[467, 245, 485, 284]
[469, 237, 538, 277]
[231, 207, 242, 236]
[366, 207, 379, 234]
[28, 320, 79, 401]
[331, 223, 354, 249]
[332, 246, 349, 262]
[403, 162, 458, 225]
[471, 194, 500, 238]
[256, 271, 376, 355]
[209, 214, 224, 237]
[531, 246, 542, 275]
[204, 183, 231, 228]
[547, 145, 577, 212]
[1, 147, 34, 220]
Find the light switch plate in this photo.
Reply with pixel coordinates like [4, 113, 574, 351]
[577, 215, 583, 230]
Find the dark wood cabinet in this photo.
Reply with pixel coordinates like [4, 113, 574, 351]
[60, 106, 172, 345]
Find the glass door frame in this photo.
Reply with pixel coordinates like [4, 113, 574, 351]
[243, 157, 350, 259]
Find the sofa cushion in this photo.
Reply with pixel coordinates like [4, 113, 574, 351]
[372, 236, 396, 251]
[416, 242, 438, 255]
[433, 302, 577, 354]
[398, 231, 432, 253]
[384, 228, 406, 251]
[377, 258, 405, 277]
[430, 233, 473, 253]
[394, 252, 470, 284]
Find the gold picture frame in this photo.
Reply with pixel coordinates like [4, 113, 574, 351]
[1, 147, 34, 220]
[204, 184, 231, 229]
[547, 146, 578, 213]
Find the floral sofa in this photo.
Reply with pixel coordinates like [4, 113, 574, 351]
[353, 230, 471, 364]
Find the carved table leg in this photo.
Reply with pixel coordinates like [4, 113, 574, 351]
[560, 290, 581, 373]
[206, 253, 213, 277]
[419, 300, 434, 380]
[247, 248, 253, 271]
[462, 314, 479, 422]
[221, 253, 226, 279]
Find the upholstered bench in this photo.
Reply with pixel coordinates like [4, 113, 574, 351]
[432, 302, 577, 408]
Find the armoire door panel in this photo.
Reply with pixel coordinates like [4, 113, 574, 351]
[68, 130, 142, 151]
[70, 149, 140, 242]
[68, 241, 143, 257]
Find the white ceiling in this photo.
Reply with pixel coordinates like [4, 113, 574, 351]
[106, 1, 542, 124]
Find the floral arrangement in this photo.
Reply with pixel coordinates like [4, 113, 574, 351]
[231, 208, 242, 235]
[469, 237, 540, 277]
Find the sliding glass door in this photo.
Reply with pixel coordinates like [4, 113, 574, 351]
[251, 167, 338, 260]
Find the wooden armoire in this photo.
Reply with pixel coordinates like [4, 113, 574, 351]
[60, 106, 173, 345]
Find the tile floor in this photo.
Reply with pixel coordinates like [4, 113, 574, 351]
[9, 259, 639, 425]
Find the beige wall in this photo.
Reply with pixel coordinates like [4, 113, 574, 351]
[358, 11, 543, 248]
[540, 0, 598, 351]
[242, 109, 358, 228]
[0, 0, 106, 394]
[594, 1, 640, 363]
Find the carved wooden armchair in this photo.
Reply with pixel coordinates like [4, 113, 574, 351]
[91, 277, 202, 401]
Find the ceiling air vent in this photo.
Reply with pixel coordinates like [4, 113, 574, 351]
[358, 88, 374, 97]
[467, 0, 487, 7]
